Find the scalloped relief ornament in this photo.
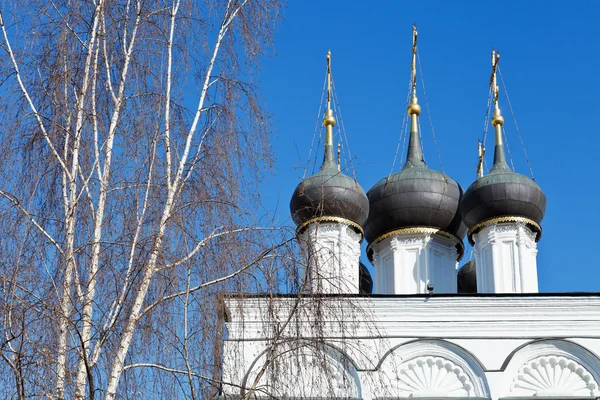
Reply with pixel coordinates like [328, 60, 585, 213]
[392, 356, 474, 397]
[244, 345, 361, 398]
[510, 355, 600, 397]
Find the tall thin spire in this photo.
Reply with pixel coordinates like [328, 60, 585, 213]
[477, 140, 485, 178]
[405, 24, 425, 169]
[322, 50, 336, 169]
[490, 49, 508, 170]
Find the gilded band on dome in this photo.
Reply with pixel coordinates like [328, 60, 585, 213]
[364, 25, 466, 246]
[289, 51, 369, 230]
[467, 216, 542, 245]
[367, 226, 464, 262]
[459, 50, 546, 239]
[296, 216, 364, 239]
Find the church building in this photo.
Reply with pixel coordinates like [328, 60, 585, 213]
[218, 27, 600, 399]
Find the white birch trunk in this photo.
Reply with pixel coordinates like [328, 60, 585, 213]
[105, 3, 247, 397]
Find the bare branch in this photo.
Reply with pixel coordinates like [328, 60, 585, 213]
[0, 191, 64, 255]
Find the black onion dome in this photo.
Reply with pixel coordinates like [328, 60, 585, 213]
[364, 119, 464, 244]
[460, 141, 546, 242]
[447, 209, 468, 241]
[290, 139, 368, 230]
[359, 262, 373, 294]
[457, 260, 477, 294]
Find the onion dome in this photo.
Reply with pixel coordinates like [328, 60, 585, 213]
[457, 260, 477, 294]
[460, 51, 545, 245]
[359, 262, 373, 294]
[290, 52, 369, 235]
[364, 123, 465, 243]
[289, 115, 369, 232]
[364, 101, 465, 244]
[364, 27, 464, 246]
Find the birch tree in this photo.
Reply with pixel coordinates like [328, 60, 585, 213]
[0, 0, 287, 398]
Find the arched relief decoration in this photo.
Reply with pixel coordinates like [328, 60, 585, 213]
[503, 339, 600, 398]
[375, 339, 491, 398]
[393, 355, 474, 397]
[241, 340, 362, 399]
[511, 355, 598, 396]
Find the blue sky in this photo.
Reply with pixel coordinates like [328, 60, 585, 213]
[256, 1, 600, 292]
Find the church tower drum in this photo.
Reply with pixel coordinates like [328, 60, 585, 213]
[459, 50, 546, 294]
[364, 26, 465, 295]
[289, 52, 369, 294]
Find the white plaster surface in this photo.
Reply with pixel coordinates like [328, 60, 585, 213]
[371, 232, 459, 294]
[221, 295, 600, 399]
[299, 222, 362, 294]
[473, 222, 539, 294]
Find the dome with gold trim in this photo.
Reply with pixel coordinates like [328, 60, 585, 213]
[460, 111, 546, 243]
[364, 99, 466, 244]
[290, 110, 369, 233]
[460, 50, 546, 245]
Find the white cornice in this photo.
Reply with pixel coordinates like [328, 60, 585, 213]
[224, 295, 600, 340]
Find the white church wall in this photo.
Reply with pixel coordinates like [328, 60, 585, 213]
[299, 222, 362, 294]
[370, 232, 459, 294]
[239, 340, 363, 399]
[371, 339, 491, 398]
[473, 222, 539, 293]
[500, 339, 600, 398]
[222, 295, 600, 399]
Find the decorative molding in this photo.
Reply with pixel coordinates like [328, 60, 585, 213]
[468, 216, 541, 245]
[510, 355, 599, 397]
[298, 220, 361, 294]
[367, 226, 465, 264]
[517, 225, 537, 243]
[390, 236, 424, 248]
[502, 339, 600, 399]
[473, 221, 539, 294]
[392, 356, 474, 397]
[494, 225, 519, 235]
[301, 222, 361, 241]
[296, 216, 364, 240]
[370, 230, 462, 294]
[241, 341, 362, 398]
[225, 297, 600, 340]
[377, 340, 490, 398]
[367, 226, 464, 250]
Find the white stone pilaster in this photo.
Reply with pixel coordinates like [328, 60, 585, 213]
[298, 222, 362, 294]
[370, 232, 459, 294]
[473, 222, 538, 294]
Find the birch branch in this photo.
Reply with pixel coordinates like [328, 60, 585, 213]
[57, 0, 105, 395]
[139, 238, 292, 320]
[0, 10, 71, 181]
[89, 129, 159, 368]
[76, 2, 142, 397]
[123, 362, 272, 395]
[159, 226, 279, 271]
[105, 4, 251, 396]
[0, 191, 64, 255]
[164, 0, 180, 190]
[101, 12, 117, 104]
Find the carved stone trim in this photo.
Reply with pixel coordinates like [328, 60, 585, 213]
[296, 216, 364, 240]
[368, 227, 464, 262]
[468, 216, 541, 245]
[242, 341, 362, 398]
[392, 356, 475, 397]
[510, 355, 599, 397]
[377, 340, 490, 398]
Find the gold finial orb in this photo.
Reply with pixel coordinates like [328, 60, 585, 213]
[323, 109, 336, 126]
[491, 109, 504, 127]
[407, 98, 421, 116]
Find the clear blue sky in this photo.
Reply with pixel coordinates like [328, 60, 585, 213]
[256, 1, 600, 292]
